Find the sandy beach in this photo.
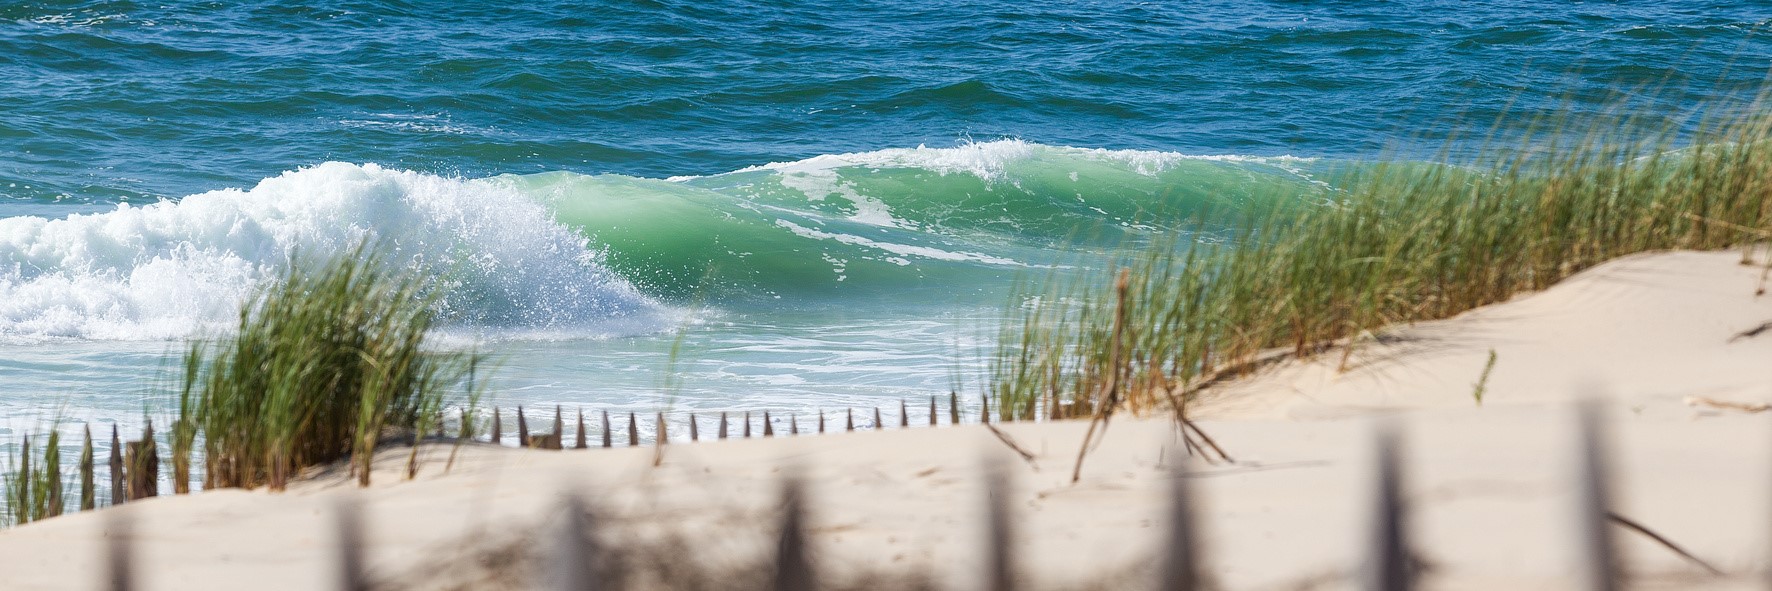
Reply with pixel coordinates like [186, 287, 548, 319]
[0, 249, 1768, 589]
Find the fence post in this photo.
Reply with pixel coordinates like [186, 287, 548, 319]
[554, 406, 564, 445]
[601, 410, 612, 449]
[553, 494, 598, 591]
[950, 392, 959, 425]
[1364, 426, 1408, 591]
[817, 411, 825, 434]
[336, 496, 368, 591]
[126, 422, 157, 501]
[108, 424, 123, 506]
[873, 407, 883, 430]
[517, 406, 531, 448]
[773, 477, 813, 591]
[80, 425, 95, 511]
[105, 511, 134, 591]
[627, 413, 639, 447]
[1158, 449, 1198, 591]
[576, 408, 588, 450]
[790, 414, 799, 436]
[986, 460, 1012, 591]
[720, 412, 730, 440]
[744, 412, 753, 438]
[491, 407, 502, 445]
[982, 394, 991, 425]
[764, 412, 775, 437]
[900, 399, 909, 428]
[1576, 404, 1617, 591]
[657, 412, 668, 445]
[845, 408, 854, 432]
[690, 413, 700, 442]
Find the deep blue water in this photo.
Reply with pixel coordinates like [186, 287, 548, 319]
[2, 1, 1766, 204]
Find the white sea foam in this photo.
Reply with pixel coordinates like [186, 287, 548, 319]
[0, 162, 660, 343]
[741, 139, 1317, 182]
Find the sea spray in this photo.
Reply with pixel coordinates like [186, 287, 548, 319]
[0, 163, 661, 343]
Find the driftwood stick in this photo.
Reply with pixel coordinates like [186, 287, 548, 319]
[985, 423, 1037, 468]
[1608, 512, 1724, 576]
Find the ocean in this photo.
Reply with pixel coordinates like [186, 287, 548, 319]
[0, 0, 1767, 434]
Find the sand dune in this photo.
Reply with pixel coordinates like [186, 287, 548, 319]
[3, 249, 1771, 590]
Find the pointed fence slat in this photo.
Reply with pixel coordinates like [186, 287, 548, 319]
[657, 412, 668, 445]
[106, 511, 134, 591]
[986, 461, 1013, 591]
[518, 406, 531, 448]
[553, 406, 564, 444]
[1576, 404, 1618, 591]
[720, 412, 730, 439]
[790, 414, 799, 436]
[1158, 450, 1198, 591]
[81, 425, 95, 511]
[773, 477, 814, 591]
[690, 413, 700, 442]
[576, 409, 588, 449]
[554, 494, 598, 591]
[744, 412, 753, 438]
[601, 410, 612, 449]
[627, 413, 639, 447]
[874, 407, 883, 430]
[929, 396, 938, 426]
[764, 412, 775, 438]
[336, 497, 368, 591]
[109, 424, 123, 506]
[846, 408, 855, 432]
[491, 407, 502, 445]
[900, 399, 909, 428]
[1366, 427, 1409, 591]
[949, 392, 959, 425]
[818, 411, 825, 434]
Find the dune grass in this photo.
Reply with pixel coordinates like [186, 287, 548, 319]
[175, 246, 483, 491]
[992, 99, 1772, 420]
[4, 424, 67, 525]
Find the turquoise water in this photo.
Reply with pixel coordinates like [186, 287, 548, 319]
[0, 1, 1767, 433]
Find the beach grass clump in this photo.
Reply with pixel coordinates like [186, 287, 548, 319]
[177, 247, 482, 491]
[4, 426, 66, 525]
[993, 101, 1772, 419]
